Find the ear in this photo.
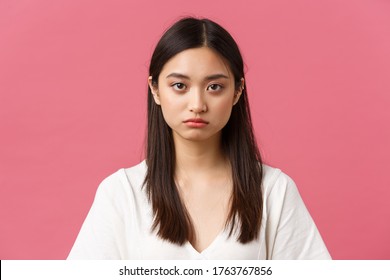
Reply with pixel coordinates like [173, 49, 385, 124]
[148, 76, 161, 105]
[233, 78, 244, 105]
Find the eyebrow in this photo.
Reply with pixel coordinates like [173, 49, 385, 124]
[166, 73, 229, 80]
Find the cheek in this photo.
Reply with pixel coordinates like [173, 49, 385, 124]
[159, 102, 175, 123]
[219, 96, 234, 108]
[159, 94, 185, 123]
[214, 98, 234, 123]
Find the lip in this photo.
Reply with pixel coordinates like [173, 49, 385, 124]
[184, 118, 208, 124]
[183, 118, 209, 128]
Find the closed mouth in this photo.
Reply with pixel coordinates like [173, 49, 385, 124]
[184, 118, 209, 124]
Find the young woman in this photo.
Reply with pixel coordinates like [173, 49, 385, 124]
[68, 17, 331, 259]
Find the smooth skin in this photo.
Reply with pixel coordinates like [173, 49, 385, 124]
[148, 47, 244, 253]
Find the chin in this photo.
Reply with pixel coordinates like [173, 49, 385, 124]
[175, 131, 221, 143]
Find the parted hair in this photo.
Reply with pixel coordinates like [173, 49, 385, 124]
[144, 17, 263, 245]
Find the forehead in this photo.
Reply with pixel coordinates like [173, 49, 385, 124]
[159, 47, 233, 79]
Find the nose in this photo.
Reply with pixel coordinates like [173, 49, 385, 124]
[188, 88, 207, 113]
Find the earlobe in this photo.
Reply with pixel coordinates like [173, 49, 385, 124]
[233, 92, 241, 105]
[148, 76, 161, 105]
[233, 78, 245, 105]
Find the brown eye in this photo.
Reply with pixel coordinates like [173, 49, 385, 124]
[172, 83, 186, 91]
[207, 84, 223, 91]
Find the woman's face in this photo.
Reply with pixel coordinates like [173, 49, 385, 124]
[149, 47, 243, 143]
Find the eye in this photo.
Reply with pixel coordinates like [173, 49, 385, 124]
[207, 84, 223, 92]
[172, 83, 187, 91]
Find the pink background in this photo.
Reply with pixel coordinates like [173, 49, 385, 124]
[1, 0, 389, 259]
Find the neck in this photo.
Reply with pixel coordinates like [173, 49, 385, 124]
[173, 133, 228, 179]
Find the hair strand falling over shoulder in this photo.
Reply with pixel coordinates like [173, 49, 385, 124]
[144, 17, 263, 245]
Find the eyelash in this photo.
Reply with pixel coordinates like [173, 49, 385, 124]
[171, 83, 224, 92]
[207, 84, 223, 91]
[172, 83, 187, 91]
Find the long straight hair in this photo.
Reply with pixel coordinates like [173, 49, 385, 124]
[144, 17, 263, 245]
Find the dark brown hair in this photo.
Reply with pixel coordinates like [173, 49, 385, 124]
[144, 17, 263, 245]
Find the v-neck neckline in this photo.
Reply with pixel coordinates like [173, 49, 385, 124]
[184, 229, 226, 258]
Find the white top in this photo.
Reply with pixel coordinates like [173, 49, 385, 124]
[68, 161, 331, 260]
